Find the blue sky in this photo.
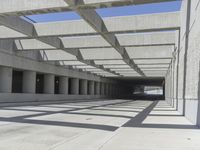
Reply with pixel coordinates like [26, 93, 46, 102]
[24, 1, 182, 23]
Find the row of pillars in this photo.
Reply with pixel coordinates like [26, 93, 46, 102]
[0, 66, 119, 96]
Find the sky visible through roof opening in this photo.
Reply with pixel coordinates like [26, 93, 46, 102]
[23, 1, 182, 23]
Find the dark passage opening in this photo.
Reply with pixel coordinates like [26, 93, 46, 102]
[54, 76, 60, 94]
[36, 74, 44, 94]
[12, 70, 23, 93]
[79, 80, 81, 95]
[68, 78, 72, 94]
[117, 77, 165, 100]
[87, 81, 90, 95]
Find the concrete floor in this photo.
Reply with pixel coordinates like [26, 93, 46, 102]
[0, 99, 199, 150]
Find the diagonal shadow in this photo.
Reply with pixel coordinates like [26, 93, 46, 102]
[91, 108, 140, 113]
[0, 100, 134, 132]
[10, 100, 133, 120]
[123, 101, 158, 127]
[122, 101, 198, 129]
[0, 117, 118, 131]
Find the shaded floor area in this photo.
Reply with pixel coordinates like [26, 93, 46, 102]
[0, 99, 199, 150]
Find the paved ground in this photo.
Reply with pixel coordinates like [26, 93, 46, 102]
[0, 99, 199, 150]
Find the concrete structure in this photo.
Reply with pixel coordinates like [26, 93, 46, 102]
[1, 0, 200, 149]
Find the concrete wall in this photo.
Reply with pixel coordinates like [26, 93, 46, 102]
[177, 0, 200, 125]
[165, 0, 200, 126]
[0, 43, 121, 103]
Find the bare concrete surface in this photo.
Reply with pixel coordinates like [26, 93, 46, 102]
[0, 99, 199, 150]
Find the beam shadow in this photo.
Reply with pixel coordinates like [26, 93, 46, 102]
[91, 108, 140, 113]
[123, 101, 158, 127]
[0, 117, 118, 131]
[148, 114, 182, 117]
[133, 124, 198, 129]
[122, 101, 198, 130]
[0, 100, 198, 131]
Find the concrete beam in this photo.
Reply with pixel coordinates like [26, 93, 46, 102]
[0, 0, 178, 15]
[64, 0, 145, 76]
[0, 16, 118, 76]
[15, 32, 176, 50]
[0, 50, 116, 82]
[0, 15, 35, 36]
[33, 12, 180, 37]
[133, 59, 172, 64]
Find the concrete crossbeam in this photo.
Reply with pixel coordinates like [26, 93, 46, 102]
[33, 12, 180, 37]
[0, 16, 118, 76]
[64, 0, 144, 75]
[0, 0, 177, 15]
[0, 15, 35, 36]
[14, 32, 176, 50]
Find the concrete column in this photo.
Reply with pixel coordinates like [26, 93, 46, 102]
[88, 81, 95, 95]
[80, 79, 87, 95]
[71, 78, 79, 95]
[59, 76, 68, 94]
[0, 66, 12, 93]
[23, 71, 36, 93]
[44, 74, 54, 94]
[95, 82, 100, 95]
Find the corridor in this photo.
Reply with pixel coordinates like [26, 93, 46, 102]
[0, 100, 199, 150]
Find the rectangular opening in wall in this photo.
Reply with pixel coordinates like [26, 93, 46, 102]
[12, 70, 23, 93]
[36, 74, 44, 94]
[68, 78, 72, 94]
[131, 78, 165, 100]
[144, 86, 163, 95]
[54, 76, 60, 94]
[79, 80, 82, 95]
[87, 81, 90, 95]
[94, 82, 97, 95]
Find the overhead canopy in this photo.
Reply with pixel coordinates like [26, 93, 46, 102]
[0, 0, 180, 78]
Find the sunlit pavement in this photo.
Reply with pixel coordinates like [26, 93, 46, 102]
[0, 99, 199, 150]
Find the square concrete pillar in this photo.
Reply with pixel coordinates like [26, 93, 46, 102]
[95, 82, 100, 95]
[0, 66, 12, 93]
[59, 76, 68, 94]
[70, 78, 79, 95]
[44, 74, 55, 94]
[88, 80, 95, 95]
[23, 71, 36, 93]
[80, 79, 87, 95]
